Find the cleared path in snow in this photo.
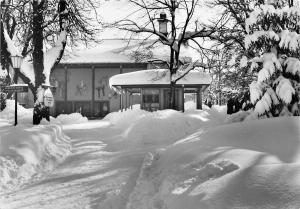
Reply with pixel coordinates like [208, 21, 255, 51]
[1, 108, 227, 209]
[1, 121, 146, 209]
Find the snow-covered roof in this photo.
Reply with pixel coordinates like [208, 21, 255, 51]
[109, 69, 212, 88]
[61, 39, 199, 64]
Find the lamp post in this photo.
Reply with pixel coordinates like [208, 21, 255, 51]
[158, 12, 168, 37]
[10, 55, 23, 126]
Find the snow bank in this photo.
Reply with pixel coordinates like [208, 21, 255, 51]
[103, 107, 226, 150]
[53, 113, 88, 125]
[0, 123, 71, 192]
[225, 110, 252, 123]
[0, 100, 88, 125]
[126, 116, 300, 209]
[0, 100, 33, 124]
[0, 101, 72, 192]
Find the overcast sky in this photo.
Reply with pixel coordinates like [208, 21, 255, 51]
[97, 0, 220, 39]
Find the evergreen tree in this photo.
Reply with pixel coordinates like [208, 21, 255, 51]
[245, 0, 300, 117]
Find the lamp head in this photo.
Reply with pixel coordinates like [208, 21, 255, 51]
[10, 55, 23, 69]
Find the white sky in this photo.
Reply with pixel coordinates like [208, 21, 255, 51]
[97, 0, 220, 39]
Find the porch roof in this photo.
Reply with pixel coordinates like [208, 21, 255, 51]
[109, 69, 212, 90]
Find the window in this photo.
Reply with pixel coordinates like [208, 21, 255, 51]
[142, 89, 160, 111]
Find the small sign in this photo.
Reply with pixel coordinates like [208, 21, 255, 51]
[4, 85, 28, 93]
[44, 88, 54, 107]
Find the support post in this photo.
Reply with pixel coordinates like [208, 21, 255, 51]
[14, 68, 19, 126]
[196, 88, 202, 110]
[64, 65, 68, 113]
[125, 89, 128, 111]
[130, 93, 133, 109]
[91, 66, 95, 117]
[14, 91, 18, 126]
[140, 89, 143, 110]
[119, 64, 123, 112]
[182, 85, 185, 112]
[120, 91, 123, 112]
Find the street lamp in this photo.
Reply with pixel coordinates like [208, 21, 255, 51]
[10, 55, 23, 126]
[158, 12, 168, 37]
[11, 55, 23, 71]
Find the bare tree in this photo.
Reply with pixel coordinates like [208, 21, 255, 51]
[113, 0, 217, 109]
[0, 0, 101, 124]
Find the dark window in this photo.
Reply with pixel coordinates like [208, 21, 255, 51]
[142, 89, 160, 111]
[94, 101, 109, 118]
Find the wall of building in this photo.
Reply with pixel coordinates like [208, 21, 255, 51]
[49, 63, 147, 117]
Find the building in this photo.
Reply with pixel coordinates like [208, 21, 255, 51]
[19, 39, 211, 117]
[109, 69, 211, 112]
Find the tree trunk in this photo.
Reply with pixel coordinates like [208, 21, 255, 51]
[32, 0, 47, 125]
[170, 81, 176, 110]
[33, 103, 50, 124]
[33, 87, 50, 124]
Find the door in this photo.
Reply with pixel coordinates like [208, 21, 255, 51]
[74, 101, 91, 117]
[55, 101, 72, 116]
[93, 101, 109, 117]
[163, 89, 179, 110]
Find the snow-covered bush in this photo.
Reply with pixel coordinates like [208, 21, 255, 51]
[245, 1, 300, 117]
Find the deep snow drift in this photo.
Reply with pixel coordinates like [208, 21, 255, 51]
[126, 116, 300, 209]
[0, 100, 75, 192]
[102, 106, 225, 150]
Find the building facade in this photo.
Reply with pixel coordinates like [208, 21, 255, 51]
[50, 62, 148, 117]
[18, 39, 209, 117]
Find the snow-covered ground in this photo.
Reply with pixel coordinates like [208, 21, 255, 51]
[0, 101, 72, 192]
[0, 100, 299, 209]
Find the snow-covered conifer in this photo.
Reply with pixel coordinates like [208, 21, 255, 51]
[245, 0, 300, 117]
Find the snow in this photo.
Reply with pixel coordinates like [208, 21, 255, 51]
[53, 113, 88, 125]
[0, 100, 33, 123]
[102, 106, 223, 150]
[279, 30, 300, 51]
[109, 69, 212, 89]
[9, 84, 28, 87]
[245, 31, 280, 49]
[171, 61, 201, 82]
[245, 3, 300, 116]
[62, 39, 143, 63]
[0, 100, 299, 209]
[240, 55, 248, 68]
[43, 31, 67, 86]
[246, 4, 300, 34]
[249, 81, 264, 103]
[62, 39, 200, 64]
[0, 100, 92, 192]
[0, 101, 71, 191]
[0, 67, 7, 77]
[126, 116, 300, 209]
[257, 53, 282, 82]
[275, 76, 295, 104]
[285, 57, 300, 76]
[3, 28, 21, 57]
[19, 56, 35, 86]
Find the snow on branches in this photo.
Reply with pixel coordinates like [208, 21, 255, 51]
[274, 76, 295, 104]
[3, 28, 20, 57]
[43, 30, 67, 86]
[257, 53, 281, 82]
[245, 2, 300, 117]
